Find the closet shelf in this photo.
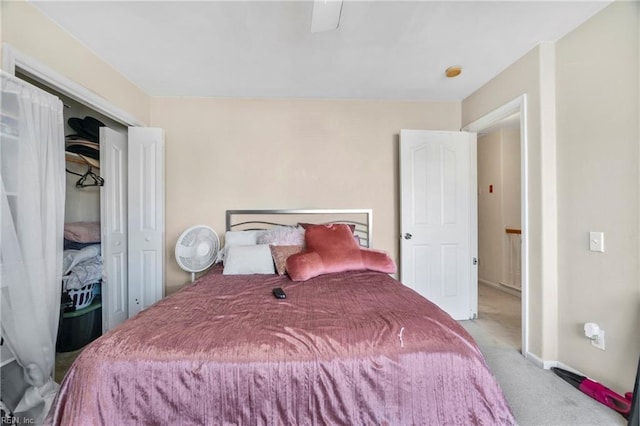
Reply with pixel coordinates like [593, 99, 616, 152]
[66, 154, 100, 169]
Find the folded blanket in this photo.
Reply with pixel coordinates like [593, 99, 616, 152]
[63, 257, 103, 291]
[64, 239, 98, 250]
[64, 222, 100, 243]
[62, 245, 101, 275]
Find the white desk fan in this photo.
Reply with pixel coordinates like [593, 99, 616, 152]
[175, 225, 219, 282]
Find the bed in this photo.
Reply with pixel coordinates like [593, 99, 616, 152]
[47, 210, 515, 425]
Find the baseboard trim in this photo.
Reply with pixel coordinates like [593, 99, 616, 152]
[478, 279, 521, 298]
[478, 278, 501, 289]
[498, 281, 522, 293]
[554, 361, 585, 376]
[525, 351, 557, 370]
[524, 352, 588, 378]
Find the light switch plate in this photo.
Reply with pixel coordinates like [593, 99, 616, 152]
[589, 231, 604, 252]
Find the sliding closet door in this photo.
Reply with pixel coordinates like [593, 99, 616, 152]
[128, 128, 165, 317]
[100, 127, 128, 331]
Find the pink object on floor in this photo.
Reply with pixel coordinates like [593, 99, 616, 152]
[579, 378, 632, 418]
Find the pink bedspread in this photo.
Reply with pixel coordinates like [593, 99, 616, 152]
[48, 268, 514, 425]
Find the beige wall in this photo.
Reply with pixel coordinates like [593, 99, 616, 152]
[556, 1, 639, 393]
[478, 131, 504, 286]
[1, 1, 150, 125]
[463, 44, 556, 359]
[478, 128, 521, 288]
[502, 128, 521, 231]
[466, 0, 639, 393]
[151, 98, 461, 293]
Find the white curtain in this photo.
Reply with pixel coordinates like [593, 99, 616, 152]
[1, 71, 65, 423]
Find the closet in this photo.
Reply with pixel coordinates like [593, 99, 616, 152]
[0, 47, 164, 419]
[14, 71, 165, 347]
[61, 92, 127, 352]
[19, 74, 107, 354]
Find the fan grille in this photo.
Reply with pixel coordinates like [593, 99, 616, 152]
[175, 226, 219, 273]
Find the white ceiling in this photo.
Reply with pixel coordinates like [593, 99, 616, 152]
[31, 1, 611, 101]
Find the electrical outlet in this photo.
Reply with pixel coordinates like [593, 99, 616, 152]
[591, 329, 605, 350]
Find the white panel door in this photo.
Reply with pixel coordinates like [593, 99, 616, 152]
[128, 127, 165, 317]
[100, 127, 128, 331]
[400, 130, 477, 320]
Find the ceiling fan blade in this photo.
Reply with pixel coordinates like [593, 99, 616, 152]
[311, 0, 343, 33]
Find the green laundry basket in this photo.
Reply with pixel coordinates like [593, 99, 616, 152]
[56, 300, 102, 353]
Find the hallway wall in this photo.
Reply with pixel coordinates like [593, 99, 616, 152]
[478, 128, 521, 290]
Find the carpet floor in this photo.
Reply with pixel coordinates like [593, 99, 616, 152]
[55, 348, 83, 383]
[468, 283, 626, 425]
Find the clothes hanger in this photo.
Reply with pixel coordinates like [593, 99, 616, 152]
[65, 153, 104, 187]
[65, 168, 83, 178]
[70, 166, 104, 188]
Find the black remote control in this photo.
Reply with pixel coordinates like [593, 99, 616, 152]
[272, 288, 286, 299]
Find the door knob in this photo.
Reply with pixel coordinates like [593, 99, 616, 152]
[404, 233, 413, 240]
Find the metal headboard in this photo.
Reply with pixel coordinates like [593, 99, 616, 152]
[225, 209, 373, 248]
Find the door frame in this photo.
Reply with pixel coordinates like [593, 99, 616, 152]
[1, 43, 143, 127]
[462, 94, 529, 356]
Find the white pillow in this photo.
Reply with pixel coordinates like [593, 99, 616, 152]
[223, 244, 276, 275]
[224, 230, 267, 247]
[257, 225, 305, 246]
